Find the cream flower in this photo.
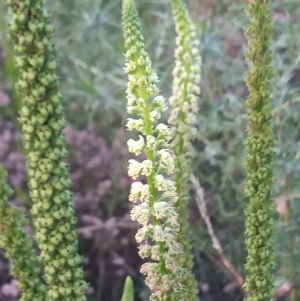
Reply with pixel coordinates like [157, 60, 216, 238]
[127, 135, 145, 155]
[156, 202, 177, 220]
[135, 225, 152, 243]
[146, 135, 156, 150]
[139, 183, 151, 202]
[130, 202, 150, 226]
[126, 118, 144, 132]
[128, 159, 143, 179]
[158, 149, 175, 174]
[129, 181, 144, 202]
[138, 244, 152, 259]
[155, 175, 176, 192]
[150, 110, 161, 123]
[156, 123, 172, 140]
[141, 159, 153, 176]
[153, 225, 175, 244]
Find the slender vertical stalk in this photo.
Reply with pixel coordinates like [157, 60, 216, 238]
[243, 1, 275, 301]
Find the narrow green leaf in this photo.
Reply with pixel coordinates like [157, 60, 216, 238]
[121, 276, 134, 301]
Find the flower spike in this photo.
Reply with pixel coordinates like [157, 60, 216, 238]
[5, 0, 88, 300]
[243, 1, 275, 300]
[169, 0, 201, 299]
[122, 0, 191, 300]
[0, 166, 47, 301]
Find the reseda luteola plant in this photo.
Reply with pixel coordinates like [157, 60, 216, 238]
[0, 166, 47, 301]
[4, 0, 87, 300]
[244, 0, 275, 300]
[122, 0, 185, 299]
[122, 0, 201, 300]
[169, 0, 201, 299]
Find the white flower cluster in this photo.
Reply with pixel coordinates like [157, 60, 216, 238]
[123, 4, 186, 298]
[140, 262, 185, 300]
[169, 6, 201, 144]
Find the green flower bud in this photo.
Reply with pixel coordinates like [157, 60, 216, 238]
[47, 60, 57, 70]
[18, 79, 28, 89]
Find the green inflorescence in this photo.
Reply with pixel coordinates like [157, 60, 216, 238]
[169, 0, 202, 299]
[5, 0, 88, 300]
[0, 166, 47, 301]
[243, 1, 275, 301]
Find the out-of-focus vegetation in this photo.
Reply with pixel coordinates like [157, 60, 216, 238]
[0, 0, 299, 300]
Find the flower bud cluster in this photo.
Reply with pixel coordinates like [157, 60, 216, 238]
[0, 167, 47, 301]
[6, 1, 87, 300]
[122, 0, 189, 299]
[168, 0, 202, 299]
[169, 0, 201, 211]
[243, 1, 275, 301]
[169, 0, 201, 146]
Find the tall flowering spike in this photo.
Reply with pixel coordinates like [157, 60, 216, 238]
[0, 167, 47, 301]
[168, 0, 201, 299]
[244, 1, 275, 301]
[122, 0, 189, 300]
[5, 0, 87, 300]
